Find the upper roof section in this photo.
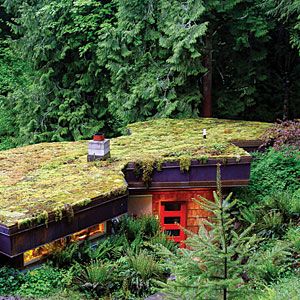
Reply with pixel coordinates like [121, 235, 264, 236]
[0, 118, 271, 227]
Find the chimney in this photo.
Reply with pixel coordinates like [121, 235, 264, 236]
[87, 133, 110, 162]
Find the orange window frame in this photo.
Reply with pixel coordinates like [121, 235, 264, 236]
[160, 201, 187, 244]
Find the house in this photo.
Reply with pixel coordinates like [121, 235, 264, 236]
[0, 118, 271, 267]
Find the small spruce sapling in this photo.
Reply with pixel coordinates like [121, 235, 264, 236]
[158, 164, 261, 300]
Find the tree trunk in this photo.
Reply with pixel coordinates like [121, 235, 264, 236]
[202, 34, 213, 117]
[283, 71, 289, 120]
[223, 256, 228, 300]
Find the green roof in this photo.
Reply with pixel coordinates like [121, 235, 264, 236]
[0, 118, 271, 227]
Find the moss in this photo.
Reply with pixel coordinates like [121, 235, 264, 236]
[54, 208, 63, 222]
[36, 210, 49, 228]
[221, 157, 228, 164]
[0, 118, 271, 227]
[179, 156, 192, 172]
[156, 158, 164, 172]
[64, 204, 74, 223]
[17, 218, 32, 229]
[76, 198, 92, 207]
[134, 159, 156, 186]
[198, 155, 209, 164]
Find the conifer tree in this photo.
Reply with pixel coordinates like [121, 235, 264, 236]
[158, 165, 260, 300]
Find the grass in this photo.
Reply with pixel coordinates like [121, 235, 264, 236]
[0, 118, 271, 226]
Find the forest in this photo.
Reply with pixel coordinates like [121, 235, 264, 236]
[0, 0, 299, 300]
[0, 0, 299, 149]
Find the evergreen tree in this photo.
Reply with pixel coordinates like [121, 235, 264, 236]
[98, 0, 207, 125]
[0, 1, 34, 149]
[209, 0, 272, 119]
[3, 0, 118, 143]
[1, 0, 300, 149]
[262, 0, 300, 120]
[264, 0, 300, 53]
[158, 165, 260, 299]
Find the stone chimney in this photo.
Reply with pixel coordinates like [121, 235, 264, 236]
[87, 133, 110, 162]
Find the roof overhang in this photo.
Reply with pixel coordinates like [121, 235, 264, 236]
[0, 194, 127, 257]
[125, 156, 251, 190]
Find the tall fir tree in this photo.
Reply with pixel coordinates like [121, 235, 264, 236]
[98, 0, 208, 125]
[157, 165, 260, 299]
[261, 0, 300, 120]
[3, 0, 118, 143]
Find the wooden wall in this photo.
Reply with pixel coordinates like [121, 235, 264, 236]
[150, 189, 214, 235]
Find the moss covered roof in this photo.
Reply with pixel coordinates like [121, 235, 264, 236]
[0, 118, 271, 227]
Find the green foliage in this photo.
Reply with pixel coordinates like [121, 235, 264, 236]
[248, 240, 293, 285]
[48, 216, 171, 298]
[123, 250, 164, 297]
[0, 264, 76, 298]
[0, 267, 24, 295]
[285, 226, 300, 252]
[257, 275, 300, 300]
[0, 39, 33, 150]
[0, 0, 300, 149]
[240, 275, 300, 300]
[0, 216, 170, 298]
[157, 166, 261, 299]
[2, 0, 119, 144]
[208, 0, 272, 119]
[76, 260, 117, 297]
[50, 242, 82, 267]
[98, 0, 207, 125]
[147, 233, 178, 253]
[117, 215, 160, 243]
[263, 0, 300, 53]
[257, 210, 285, 238]
[238, 148, 299, 238]
[18, 264, 73, 297]
[248, 148, 300, 201]
[290, 188, 300, 214]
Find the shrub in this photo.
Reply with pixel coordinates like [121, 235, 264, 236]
[239, 190, 299, 238]
[76, 260, 117, 297]
[257, 275, 300, 300]
[50, 242, 82, 267]
[116, 215, 160, 243]
[290, 188, 300, 215]
[263, 191, 299, 218]
[122, 250, 164, 297]
[18, 264, 72, 298]
[257, 210, 285, 238]
[260, 119, 300, 150]
[147, 233, 178, 253]
[0, 267, 24, 296]
[84, 238, 118, 261]
[285, 226, 300, 253]
[250, 148, 300, 200]
[248, 240, 293, 284]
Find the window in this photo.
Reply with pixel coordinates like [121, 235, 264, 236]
[164, 229, 180, 236]
[163, 202, 181, 211]
[164, 216, 180, 224]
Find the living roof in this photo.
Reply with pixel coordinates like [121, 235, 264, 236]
[0, 118, 271, 227]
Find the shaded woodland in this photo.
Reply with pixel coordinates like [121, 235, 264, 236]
[0, 0, 299, 149]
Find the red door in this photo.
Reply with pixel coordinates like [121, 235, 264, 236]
[160, 201, 187, 245]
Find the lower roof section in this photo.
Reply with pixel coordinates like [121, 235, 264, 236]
[0, 194, 127, 257]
